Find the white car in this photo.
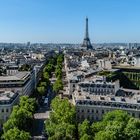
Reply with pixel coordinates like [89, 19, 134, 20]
[44, 98, 48, 105]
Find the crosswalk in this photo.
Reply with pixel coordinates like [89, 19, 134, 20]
[34, 111, 50, 119]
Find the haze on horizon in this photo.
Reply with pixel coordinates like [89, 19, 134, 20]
[0, 0, 140, 43]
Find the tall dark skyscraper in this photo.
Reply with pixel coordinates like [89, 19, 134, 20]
[81, 17, 93, 50]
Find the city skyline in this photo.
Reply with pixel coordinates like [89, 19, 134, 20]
[0, 0, 140, 43]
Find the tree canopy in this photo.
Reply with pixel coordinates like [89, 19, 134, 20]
[92, 110, 140, 140]
[45, 109, 140, 140]
[78, 119, 92, 140]
[2, 127, 30, 140]
[53, 79, 63, 93]
[19, 64, 32, 71]
[2, 96, 36, 139]
[45, 97, 76, 140]
[37, 86, 45, 96]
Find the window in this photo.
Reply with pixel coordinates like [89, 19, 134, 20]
[6, 109, 9, 112]
[96, 110, 98, 114]
[132, 113, 135, 117]
[2, 109, 4, 113]
[102, 110, 104, 114]
[96, 116, 98, 120]
[92, 109, 94, 113]
[81, 115, 84, 120]
[77, 116, 80, 120]
[92, 116, 94, 121]
[82, 110, 84, 113]
[87, 109, 90, 113]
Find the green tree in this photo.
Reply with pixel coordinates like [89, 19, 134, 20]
[97, 121, 125, 140]
[55, 67, 62, 79]
[19, 96, 36, 113]
[45, 97, 76, 139]
[39, 81, 47, 88]
[78, 119, 91, 139]
[49, 58, 55, 64]
[48, 132, 64, 140]
[103, 110, 130, 123]
[124, 118, 140, 140]
[4, 107, 32, 132]
[53, 79, 63, 93]
[46, 122, 76, 140]
[91, 121, 107, 136]
[3, 117, 17, 133]
[43, 66, 47, 73]
[2, 127, 30, 140]
[43, 72, 50, 80]
[3, 96, 36, 134]
[19, 64, 31, 71]
[43, 63, 54, 75]
[45, 121, 57, 137]
[92, 110, 132, 140]
[50, 97, 76, 124]
[37, 86, 45, 96]
[80, 134, 92, 140]
[94, 130, 116, 140]
[57, 54, 64, 65]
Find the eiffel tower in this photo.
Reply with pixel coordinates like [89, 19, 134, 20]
[81, 17, 93, 50]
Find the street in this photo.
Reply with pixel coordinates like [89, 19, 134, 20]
[32, 87, 54, 140]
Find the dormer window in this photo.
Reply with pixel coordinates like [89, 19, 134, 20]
[121, 98, 125, 102]
[100, 96, 105, 100]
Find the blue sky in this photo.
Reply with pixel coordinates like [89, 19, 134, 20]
[0, 0, 140, 43]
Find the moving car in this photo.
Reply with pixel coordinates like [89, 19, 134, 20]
[43, 98, 48, 106]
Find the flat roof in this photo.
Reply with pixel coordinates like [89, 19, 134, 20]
[0, 91, 17, 101]
[0, 72, 30, 81]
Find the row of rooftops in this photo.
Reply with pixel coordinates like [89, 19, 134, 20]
[79, 80, 116, 87]
[69, 74, 116, 86]
[75, 94, 140, 104]
[73, 88, 140, 109]
[65, 50, 140, 111]
[68, 72, 103, 82]
[75, 99, 140, 111]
